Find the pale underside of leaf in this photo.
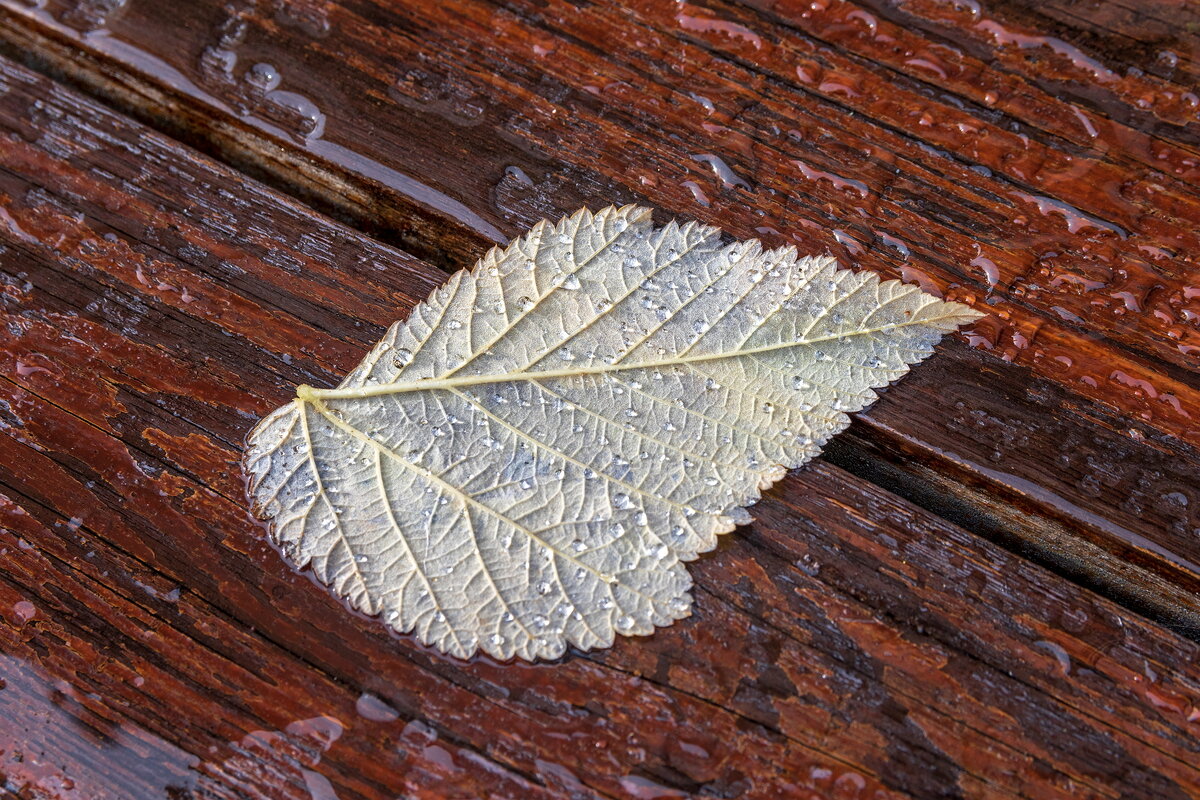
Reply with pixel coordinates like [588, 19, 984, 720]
[244, 205, 982, 661]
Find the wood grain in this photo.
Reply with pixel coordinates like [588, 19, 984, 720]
[2, 53, 1199, 798]
[1, 0, 1197, 629]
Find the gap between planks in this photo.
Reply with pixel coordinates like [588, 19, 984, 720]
[0, 5, 1197, 644]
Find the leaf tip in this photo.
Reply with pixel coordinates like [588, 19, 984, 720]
[938, 298, 988, 329]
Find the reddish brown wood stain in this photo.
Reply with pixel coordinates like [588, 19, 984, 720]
[4, 0, 1199, 605]
[17, 0, 1193, 435]
[0, 0, 1199, 797]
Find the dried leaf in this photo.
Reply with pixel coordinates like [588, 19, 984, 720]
[244, 206, 981, 661]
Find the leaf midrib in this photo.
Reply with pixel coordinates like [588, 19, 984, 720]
[298, 312, 964, 402]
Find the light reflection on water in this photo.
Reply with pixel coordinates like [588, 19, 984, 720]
[0, 654, 351, 799]
[0, 654, 199, 799]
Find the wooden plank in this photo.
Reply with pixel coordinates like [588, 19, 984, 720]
[829, 346, 1200, 637]
[1, 0, 1198, 626]
[1, 55, 1199, 798]
[874, 0, 1200, 104]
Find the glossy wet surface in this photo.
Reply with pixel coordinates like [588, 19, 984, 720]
[0, 0, 1199, 797]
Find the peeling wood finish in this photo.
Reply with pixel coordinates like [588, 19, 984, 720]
[0, 1, 1198, 798]
[0, 0, 1197, 625]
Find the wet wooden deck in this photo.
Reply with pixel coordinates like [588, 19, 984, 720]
[0, 0, 1198, 797]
